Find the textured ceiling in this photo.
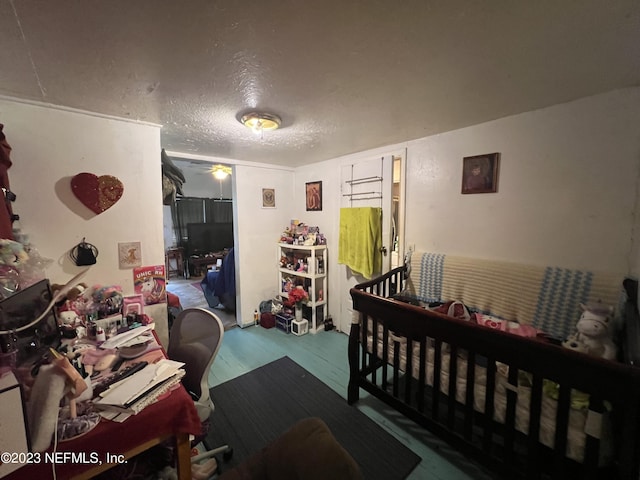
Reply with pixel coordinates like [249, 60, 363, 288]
[0, 0, 638, 167]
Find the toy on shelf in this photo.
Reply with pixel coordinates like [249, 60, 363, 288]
[278, 221, 326, 246]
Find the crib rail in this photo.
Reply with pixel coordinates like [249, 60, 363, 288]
[348, 278, 640, 480]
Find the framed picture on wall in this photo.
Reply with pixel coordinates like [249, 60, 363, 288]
[305, 181, 322, 211]
[461, 152, 500, 194]
[262, 188, 276, 208]
[118, 241, 142, 268]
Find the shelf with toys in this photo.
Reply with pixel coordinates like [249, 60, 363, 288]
[277, 222, 327, 334]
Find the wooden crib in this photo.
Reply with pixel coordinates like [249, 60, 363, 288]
[347, 252, 640, 479]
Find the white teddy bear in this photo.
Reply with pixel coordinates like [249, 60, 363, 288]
[563, 303, 617, 360]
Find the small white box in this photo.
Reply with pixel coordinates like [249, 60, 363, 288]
[291, 318, 308, 336]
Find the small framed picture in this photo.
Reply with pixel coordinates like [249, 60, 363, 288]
[461, 153, 500, 194]
[118, 241, 142, 268]
[262, 188, 276, 208]
[305, 181, 322, 211]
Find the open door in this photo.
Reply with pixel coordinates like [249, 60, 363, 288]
[338, 152, 405, 333]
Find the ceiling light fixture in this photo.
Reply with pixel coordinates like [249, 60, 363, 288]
[210, 164, 232, 180]
[240, 112, 282, 135]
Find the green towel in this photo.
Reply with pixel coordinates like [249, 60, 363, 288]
[338, 207, 382, 279]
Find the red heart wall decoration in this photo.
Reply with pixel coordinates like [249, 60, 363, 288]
[71, 173, 124, 214]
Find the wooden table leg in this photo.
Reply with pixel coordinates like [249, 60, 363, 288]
[175, 433, 192, 480]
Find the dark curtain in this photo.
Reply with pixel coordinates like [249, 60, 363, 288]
[171, 197, 233, 248]
[205, 199, 233, 223]
[171, 197, 204, 247]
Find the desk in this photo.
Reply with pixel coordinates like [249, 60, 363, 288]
[5, 341, 201, 479]
[189, 252, 225, 277]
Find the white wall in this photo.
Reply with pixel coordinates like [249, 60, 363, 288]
[291, 159, 341, 325]
[293, 88, 640, 331]
[234, 163, 294, 326]
[0, 98, 170, 344]
[403, 88, 640, 273]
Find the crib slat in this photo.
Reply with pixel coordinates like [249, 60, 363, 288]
[551, 383, 571, 479]
[447, 345, 458, 430]
[503, 366, 518, 465]
[371, 318, 379, 385]
[463, 351, 476, 441]
[360, 314, 368, 372]
[417, 338, 426, 413]
[482, 358, 496, 454]
[432, 340, 442, 420]
[525, 374, 543, 480]
[393, 339, 400, 398]
[404, 337, 413, 405]
[581, 397, 603, 480]
[381, 326, 389, 390]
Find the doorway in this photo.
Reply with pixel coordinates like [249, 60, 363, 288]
[337, 151, 406, 333]
[162, 158, 237, 329]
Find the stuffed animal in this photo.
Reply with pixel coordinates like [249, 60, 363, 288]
[52, 282, 92, 315]
[51, 282, 88, 303]
[0, 238, 28, 266]
[563, 303, 617, 360]
[303, 233, 317, 246]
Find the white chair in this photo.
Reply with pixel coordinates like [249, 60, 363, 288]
[168, 307, 232, 478]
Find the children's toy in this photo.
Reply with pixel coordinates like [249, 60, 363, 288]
[562, 303, 617, 360]
[0, 239, 28, 266]
[303, 233, 317, 245]
[52, 282, 93, 317]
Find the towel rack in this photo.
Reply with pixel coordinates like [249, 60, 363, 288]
[344, 158, 384, 206]
[344, 176, 383, 186]
[342, 191, 382, 199]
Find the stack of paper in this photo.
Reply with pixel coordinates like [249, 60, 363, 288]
[93, 359, 185, 415]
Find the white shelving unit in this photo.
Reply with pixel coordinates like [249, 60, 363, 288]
[278, 243, 327, 333]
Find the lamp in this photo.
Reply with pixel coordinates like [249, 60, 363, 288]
[209, 165, 232, 180]
[240, 112, 282, 135]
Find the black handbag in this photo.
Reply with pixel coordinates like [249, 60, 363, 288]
[70, 238, 98, 266]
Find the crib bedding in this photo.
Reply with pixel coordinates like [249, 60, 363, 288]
[364, 328, 612, 464]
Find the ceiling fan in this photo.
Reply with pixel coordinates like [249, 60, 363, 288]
[187, 162, 232, 179]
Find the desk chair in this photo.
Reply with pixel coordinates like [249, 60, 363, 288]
[168, 307, 232, 477]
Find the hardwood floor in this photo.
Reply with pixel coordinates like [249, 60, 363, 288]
[166, 275, 237, 330]
[210, 326, 497, 480]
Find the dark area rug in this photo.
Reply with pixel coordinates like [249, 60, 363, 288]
[205, 356, 421, 480]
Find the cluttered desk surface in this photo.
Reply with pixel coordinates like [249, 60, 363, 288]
[1, 326, 201, 480]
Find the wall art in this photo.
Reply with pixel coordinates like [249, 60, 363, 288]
[118, 241, 142, 268]
[133, 265, 166, 305]
[461, 153, 500, 194]
[262, 188, 276, 208]
[305, 181, 322, 211]
[71, 172, 124, 214]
